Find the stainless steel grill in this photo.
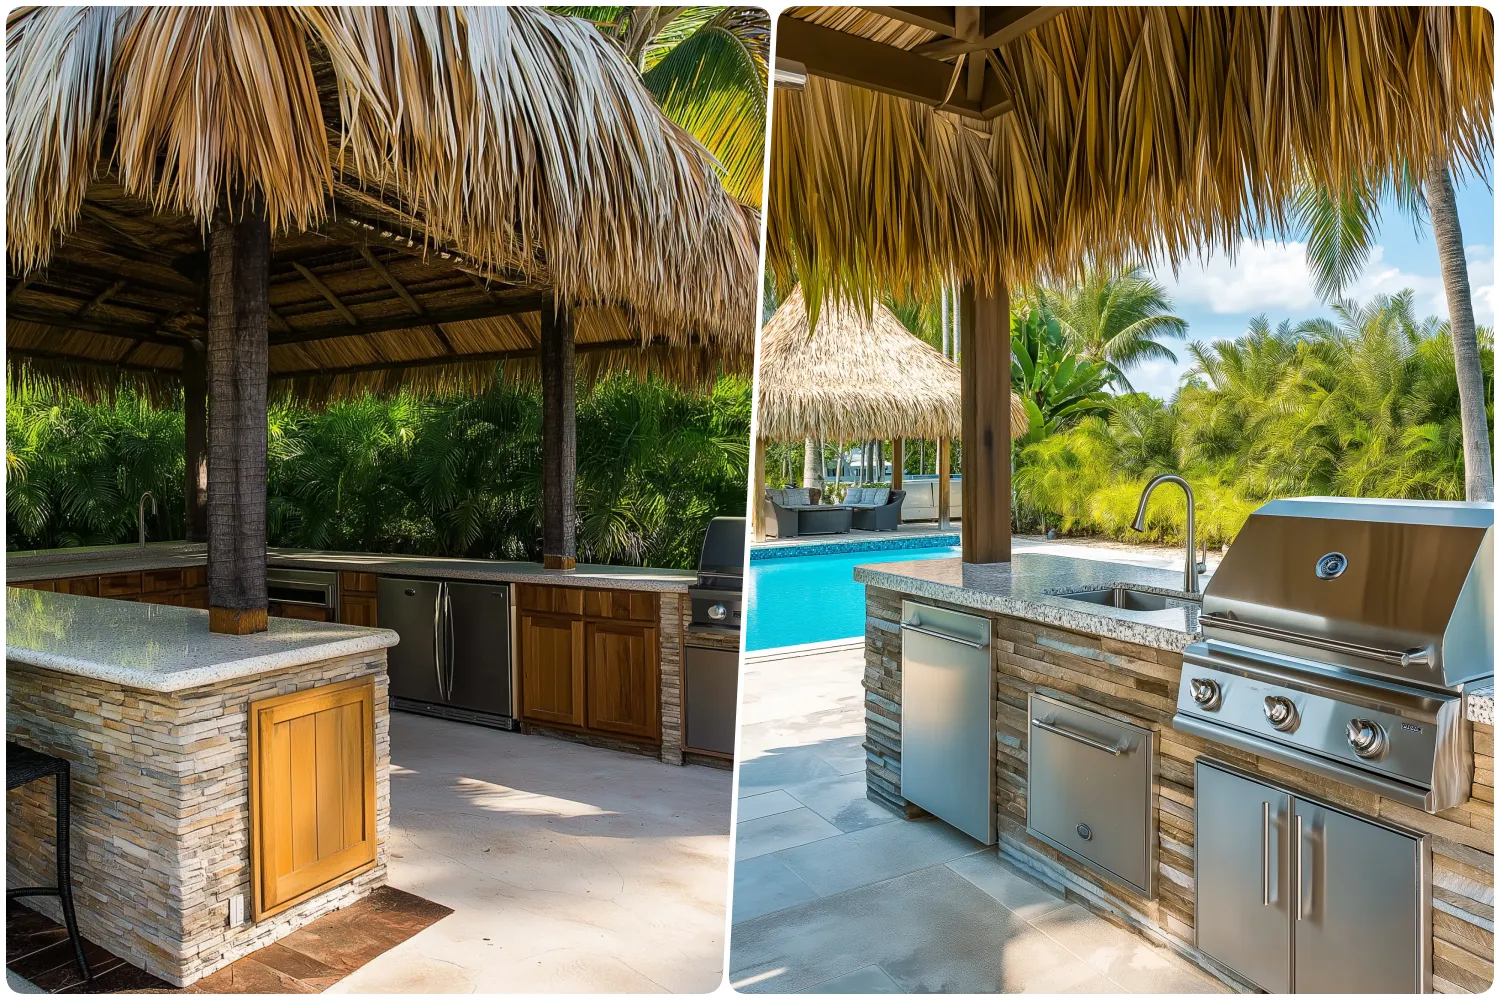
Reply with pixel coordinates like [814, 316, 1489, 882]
[1175, 497, 1493, 813]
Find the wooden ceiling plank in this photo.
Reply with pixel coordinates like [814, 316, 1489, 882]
[777, 16, 985, 118]
[291, 262, 360, 326]
[358, 246, 426, 316]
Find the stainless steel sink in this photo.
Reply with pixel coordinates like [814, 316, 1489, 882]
[1058, 586, 1191, 612]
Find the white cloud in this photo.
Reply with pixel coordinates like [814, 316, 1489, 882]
[1157, 240, 1495, 326]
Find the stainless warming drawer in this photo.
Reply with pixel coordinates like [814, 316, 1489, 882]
[1028, 694, 1154, 895]
[900, 601, 995, 844]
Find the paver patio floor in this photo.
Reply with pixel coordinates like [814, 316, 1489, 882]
[728, 641, 1227, 994]
[329, 713, 732, 994]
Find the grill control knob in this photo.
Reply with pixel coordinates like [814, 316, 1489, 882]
[1263, 695, 1299, 732]
[707, 603, 728, 621]
[1346, 719, 1388, 759]
[1189, 678, 1221, 711]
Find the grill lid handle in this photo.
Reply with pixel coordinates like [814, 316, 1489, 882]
[1199, 613, 1435, 669]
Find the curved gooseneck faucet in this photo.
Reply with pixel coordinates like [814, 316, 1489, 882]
[1131, 474, 1200, 595]
[138, 491, 157, 548]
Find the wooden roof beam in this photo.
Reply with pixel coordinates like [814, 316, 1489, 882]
[358, 246, 426, 316]
[268, 295, 545, 347]
[862, 7, 957, 36]
[910, 7, 1062, 56]
[777, 15, 984, 118]
[8, 306, 198, 347]
[291, 262, 360, 326]
[273, 336, 657, 380]
[76, 279, 127, 318]
[8, 346, 180, 377]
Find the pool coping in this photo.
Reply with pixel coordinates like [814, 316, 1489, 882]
[748, 533, 960, 561]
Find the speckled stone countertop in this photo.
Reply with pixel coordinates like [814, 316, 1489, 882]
[6, 588, 398, 692]
[6, 543, 695, 591]
[1468, 679, 1494, 725]
[852, 552, 1204, 651]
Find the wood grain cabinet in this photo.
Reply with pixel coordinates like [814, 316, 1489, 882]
[249, 678, 377, 920]
[585, 621, 660, 740]
[337, 572, 380, 627]
[15, 568, 206, 606]
[517, 585, 661, 744]
[519, 613, 586, 727]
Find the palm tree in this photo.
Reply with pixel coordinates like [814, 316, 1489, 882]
[557, 7, 769, 207]
[1033, 268, 1189, 391]
[1292, 161, 1494, 500]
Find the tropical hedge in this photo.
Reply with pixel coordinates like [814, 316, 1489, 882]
[7, 374, 751, 570]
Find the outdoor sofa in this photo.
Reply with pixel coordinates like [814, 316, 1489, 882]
[846, 487, 906, 531]
[763, 488, 853, 537]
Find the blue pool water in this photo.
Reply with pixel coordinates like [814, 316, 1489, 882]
[745, 544, 962, 650]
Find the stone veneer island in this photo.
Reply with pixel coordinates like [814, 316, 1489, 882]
[6, 588, 398, 986]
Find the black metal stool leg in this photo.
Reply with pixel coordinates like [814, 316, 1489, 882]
[53, 770, 90, 982]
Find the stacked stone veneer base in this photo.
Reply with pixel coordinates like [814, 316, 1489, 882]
[6, 652, 391, 987]
[863, 585, 1495, 994]
[658, 593, 686, 765]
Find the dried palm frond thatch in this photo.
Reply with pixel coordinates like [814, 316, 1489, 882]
[769, 7, 1493, 316]
[7, 6, 758, 349]
[757, 286, 1026, 443]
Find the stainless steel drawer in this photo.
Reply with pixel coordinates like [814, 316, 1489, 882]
[1027, 693, 1154, 895]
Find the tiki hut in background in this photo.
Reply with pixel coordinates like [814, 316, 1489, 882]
[6, 6, 759, 632]
[770, 6, 1493, 562]
[754, 286, 1025, 538]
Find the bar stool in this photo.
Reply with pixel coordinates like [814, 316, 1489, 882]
[7, 742, 90, 981]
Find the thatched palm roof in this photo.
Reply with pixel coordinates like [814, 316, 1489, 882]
[757, 286, 1026, 442]
[769, 7, 1493, 310]
[6, 6, 758, 396]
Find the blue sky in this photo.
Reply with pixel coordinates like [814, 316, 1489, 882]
[1130, 167, 1496, 400]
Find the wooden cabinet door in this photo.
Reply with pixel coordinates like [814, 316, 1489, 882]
[250, 678, 377, 920]
[340, 594, 379, 628]
[54, 577, 98, 597]
[519, 613, 585, 727]
[585, 622, 660, 741]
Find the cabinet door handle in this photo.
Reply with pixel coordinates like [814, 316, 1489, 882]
[1031, 718, 1124, 755]
[1294, 813, 1304, 921]
[902, 622, 986, 649]
[1261, 801, 1271, 906]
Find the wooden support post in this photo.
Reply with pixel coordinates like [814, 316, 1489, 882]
[182, 339, 208, 543]
[540, 299, 577, 569]
[891, 439, 904, 492]
[959, 280, 1011, 563]
[937, 438, 951, 529]
[752, 437, 768, 541]
[206, 203, 270, 634]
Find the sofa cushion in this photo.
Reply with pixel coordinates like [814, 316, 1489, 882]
[765, 488, 785, 505]
[843, 486, 865, 505]
[783, 487, 813, 506]
[868, 487, 890, 506]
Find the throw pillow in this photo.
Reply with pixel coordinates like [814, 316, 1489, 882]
[766, 488, 785, 505]
[844, 487, 866, 505]
[784, 487, 813, 506]
[868, 487, 890, 506]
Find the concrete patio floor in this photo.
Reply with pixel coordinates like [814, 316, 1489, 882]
[728, 641, 1227, 994]
[329, 713, 732, 994]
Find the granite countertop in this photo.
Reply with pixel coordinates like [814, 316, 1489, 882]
[5, 588, 398, 692]
[852, 552, 1205, 651]
[6, 543, 695, 592]
[1468, 679, 1494, 725]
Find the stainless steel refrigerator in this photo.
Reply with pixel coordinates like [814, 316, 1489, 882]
[379, 577, 513, 727]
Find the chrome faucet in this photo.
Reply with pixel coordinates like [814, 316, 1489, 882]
[138, 491, 157, 548]
[1130, 474, 1200, 595]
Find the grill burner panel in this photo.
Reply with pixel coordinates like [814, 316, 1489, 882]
[1176, 497, 1492, 814]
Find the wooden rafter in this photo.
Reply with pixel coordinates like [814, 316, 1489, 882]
[273, 336, 655, 380]
[911, 8, 1062, 56]
[358, 246, 425, 316]
[76, 278, 128, 318]
[291, 262, 360, 326]
[267, 295, 545, 347]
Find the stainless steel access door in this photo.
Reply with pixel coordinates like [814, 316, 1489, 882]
[446, 581, 513, 718]
[900, 601, 994, 845]
[1195, 760, 1293, 993]
[1292, 797, 1429, 994]
[379, 577, 443, 704]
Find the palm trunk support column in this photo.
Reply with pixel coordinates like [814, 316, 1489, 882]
[541, 299, 577, 569]
[206, 204, 271, 635]
[959, 280, 1012, 564]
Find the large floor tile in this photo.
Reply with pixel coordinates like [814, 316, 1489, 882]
[730, 864, 1095, 994]
[945, 851, 1069, 920]
[774, 816, 986, 897]
[737, 789, 802, 823]
[736, 807, 843, 861]
[800, 964, 903, 993]
[737, 746, 841, 798]
[1031, 903, 1227, 994]
[732, 856, 820, 924]
[807, 735, 870, 776]
[783, 772, 899, 833]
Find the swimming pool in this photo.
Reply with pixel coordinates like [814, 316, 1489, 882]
[745, 543, 963, 650]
